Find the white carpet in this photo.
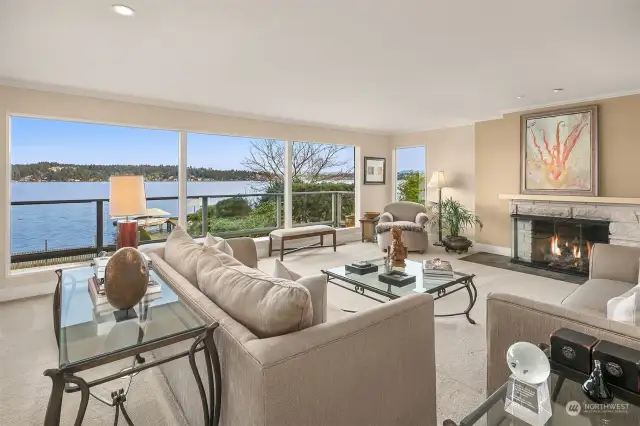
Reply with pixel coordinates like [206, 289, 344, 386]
[0, 243, 578, 425]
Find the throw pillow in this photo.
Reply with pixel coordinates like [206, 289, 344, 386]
[607, 286, 640, 325]
[273, 259, 327, 325]
[204, 233, 234, 257]
[164, 226, 204, 286]
[197, 248, 313, 338]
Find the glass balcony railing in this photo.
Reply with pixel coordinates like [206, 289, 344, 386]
[10, 191, 355, 270]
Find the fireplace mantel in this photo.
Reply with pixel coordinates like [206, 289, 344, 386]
[499, 193, 640, 205]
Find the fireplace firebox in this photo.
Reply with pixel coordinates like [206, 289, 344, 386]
[511, 214, 610, 276]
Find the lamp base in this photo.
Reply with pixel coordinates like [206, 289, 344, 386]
[117, 220, 138, 250]
[433, 241, 444, 247]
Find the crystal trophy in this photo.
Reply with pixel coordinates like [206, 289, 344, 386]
[504, 342, 552, 426]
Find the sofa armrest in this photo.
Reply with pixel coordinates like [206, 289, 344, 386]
[589, 243, 640, 284]
[244, 293, 437, 426]
[379, 211, 394, 223]
[486, 292, 640, 394]
[226, 237, 258, 268]
[139, 243, 165, 259]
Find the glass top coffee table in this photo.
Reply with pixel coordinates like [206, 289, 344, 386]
[322, 258, 478, 324]
[46, 265, 220, 426]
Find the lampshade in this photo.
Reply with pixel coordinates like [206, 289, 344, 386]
[427, 171, 448, 189]
[109, 176, 147, 217]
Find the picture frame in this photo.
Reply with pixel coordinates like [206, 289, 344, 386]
[363, 156, 386, 185]
[520, 105, 598, 196]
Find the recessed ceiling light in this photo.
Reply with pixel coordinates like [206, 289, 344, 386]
[516, 95, 525, 99]
[553, 88, 564, 93]
[112, 4, 135, 16]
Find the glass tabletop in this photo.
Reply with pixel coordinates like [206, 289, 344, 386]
[57, 266, 207, 368]
[324, 258, 471, 298]
[463, 372, 640, 426]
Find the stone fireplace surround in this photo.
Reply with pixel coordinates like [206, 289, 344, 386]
[500, 195, 640, 259]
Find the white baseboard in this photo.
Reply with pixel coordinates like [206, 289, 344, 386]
[472, 243, 511, 257]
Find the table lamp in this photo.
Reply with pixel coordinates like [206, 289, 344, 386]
[427, 171, 448, 246]
[110, 176, 147, 249]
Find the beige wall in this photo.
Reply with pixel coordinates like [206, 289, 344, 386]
[390, 124, 476, 238]
[475, 93, 640, 248]
[0, 85, 390, 292]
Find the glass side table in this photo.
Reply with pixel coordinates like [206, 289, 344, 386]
[45, 266, 220, 426]
[446, 361, 640, 425]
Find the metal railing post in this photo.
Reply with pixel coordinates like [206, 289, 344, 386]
[96, 200, 104, 252]
[336, 194, 342, 228]
[202, 197, 209, 236]
[201, 197, 209, 236]
[331, 193, 337, 227]
[276, 194, 282, 228]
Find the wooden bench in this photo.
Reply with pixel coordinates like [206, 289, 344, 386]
[269, 225, 337, 261]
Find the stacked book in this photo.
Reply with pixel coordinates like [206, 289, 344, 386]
[422, 259, 454, 282]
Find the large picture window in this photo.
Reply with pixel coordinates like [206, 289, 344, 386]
[290, 142, 355, 227]
[395, 146, 426, 203]
[9, 116, 178, 269]
[8, 118, 358, 271]
[186, 133, 283, 237]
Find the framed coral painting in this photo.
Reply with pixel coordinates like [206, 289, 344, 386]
[521, 105, 598, 196]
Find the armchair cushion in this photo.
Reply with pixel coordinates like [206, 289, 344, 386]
[376, 221, 425, 234]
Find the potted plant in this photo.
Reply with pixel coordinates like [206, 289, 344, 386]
[427, 197, 483, 254]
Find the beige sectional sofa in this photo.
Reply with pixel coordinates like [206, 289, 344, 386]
[143, 233, 438, 426]
[486, 243, 640, 396]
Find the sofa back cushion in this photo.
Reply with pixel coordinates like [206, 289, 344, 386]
[197, 247, 313, 338]
[589, 243, 640, 284]
[164, 226, 204, 286]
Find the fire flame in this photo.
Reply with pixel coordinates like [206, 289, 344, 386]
[549, 235, 592, 260]
[550, 235, 562, 256]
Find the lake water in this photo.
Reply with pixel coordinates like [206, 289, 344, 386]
[11, 181, 263, 254]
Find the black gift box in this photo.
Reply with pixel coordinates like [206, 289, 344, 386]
[550, 328, 598, 374]
[345, 263, 378, 275]
[593, 340, 640, 394]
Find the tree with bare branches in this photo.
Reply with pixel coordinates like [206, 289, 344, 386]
[241, 140, 353, 183]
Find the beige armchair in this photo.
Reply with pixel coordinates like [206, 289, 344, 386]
[376, 201, 430, 253]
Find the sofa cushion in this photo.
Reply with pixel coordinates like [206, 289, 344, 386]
[164, 226, 204, 286]
[197, 247, 313, 338]
[204, 233, 234, 257]
[562, 278, 635, 315]
[273, 259, 327, 325]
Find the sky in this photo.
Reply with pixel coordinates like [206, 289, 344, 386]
[395, 145, 426, 172]
[10, 117, 355, 170]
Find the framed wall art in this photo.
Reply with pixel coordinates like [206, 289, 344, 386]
[363, 156, 386, 185]
[520, 105, 598, 196]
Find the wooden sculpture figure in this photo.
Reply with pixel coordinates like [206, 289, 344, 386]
[389, 227, 408, 267]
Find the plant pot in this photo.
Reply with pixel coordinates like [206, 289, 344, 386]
[442, 235, 472, 254]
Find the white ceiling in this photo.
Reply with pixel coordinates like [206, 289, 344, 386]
[1, 0, 639, 133]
